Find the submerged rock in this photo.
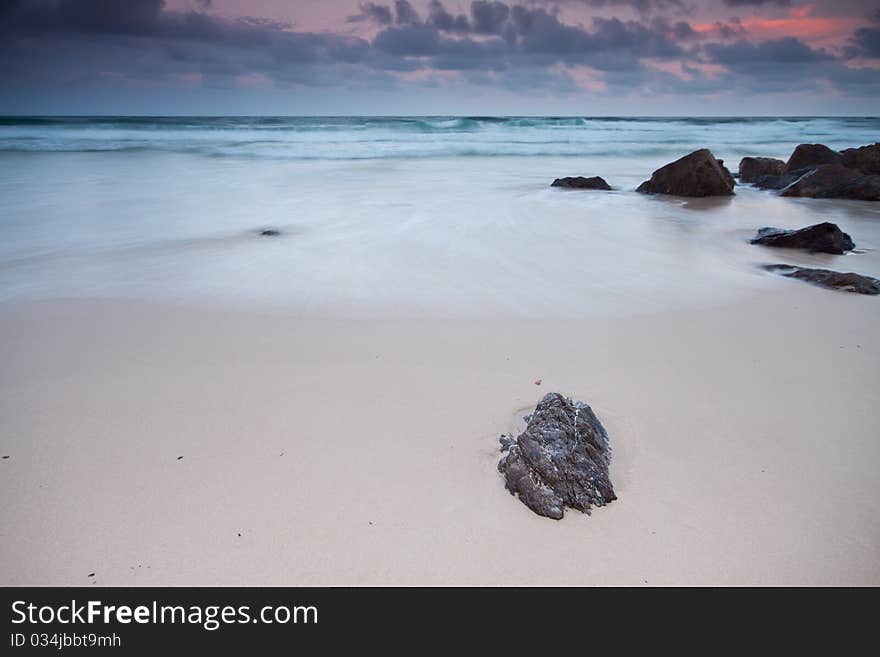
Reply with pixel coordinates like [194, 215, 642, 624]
[785, 143, 842, 173]
[764, 265, 880, 295]
[259, 228, 281, 237]
[551, 176, 612, 190]
[750, 222, 854, 254]
[498, 393, 615, 520]
[636, 148, 735, 197]
[739, 157, 786, 183]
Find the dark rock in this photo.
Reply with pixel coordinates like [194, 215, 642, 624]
[259, 229, 281, 237]
[551, 176, 612, 190]
[750, 222, 854, 254]
[497, 393, 615, 520]
[828, 174, 880, 201]
[841, 143, 880, 175]
[785, 143, 842, 173]
[636, 148, 735, 197]
[764, 265, 880, 295]
[752, 169, 808, 190]
[779, 164, 862, 198]
[739, 156, 786, 183]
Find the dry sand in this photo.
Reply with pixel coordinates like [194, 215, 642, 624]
[1, 283, 878, 585]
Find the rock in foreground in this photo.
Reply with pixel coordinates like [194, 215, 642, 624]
[636, 149, 735, 197]
[498, 392, 615, 520]
[764, 265, 880, 295]
[739, 157, 786, 183]
[551, 176, 612, 190]
[750, 222, 854, 254]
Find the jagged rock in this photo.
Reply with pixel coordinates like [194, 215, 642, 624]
[785, 144, 842, 173]
[497, 393, 615, 520]
[764, 265, 880, 295]
[636, 149, 735, 197]
[739, 157, 786, 183]
[841, 143, 880, 175]
[750, 222, 854, 254]
[551, 176, 612, 190]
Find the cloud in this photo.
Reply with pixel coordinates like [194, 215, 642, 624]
[703, 36, 832, 67]
[723, 1, 790, 6]
[543, 0, 690, 14]
[848, 25, 880, 57]
[393, 0, 421, 25]
[0, 0, 877, 110]
[348, 2, 393, 25]
[471, 1, 510, 34]
[427, 0, 471, 33]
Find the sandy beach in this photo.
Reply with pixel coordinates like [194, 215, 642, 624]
[2, 280, 878, 586]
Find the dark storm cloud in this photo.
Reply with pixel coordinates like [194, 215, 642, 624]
[0, 0, 165, 35]
[540, 0, 690, 14]
[370, 3, 686, 71]
[471, 1, 511, 34]
[427, 0, 471, 33]
[847, 25, 880, 57]
[393, 0, 421, 25]
[701, 35, 878, 97]
[703, 36, 832, 67]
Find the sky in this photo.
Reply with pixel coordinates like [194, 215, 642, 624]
[0, 0, 878, 115]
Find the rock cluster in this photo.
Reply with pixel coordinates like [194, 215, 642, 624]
[741, 142, 880, 201]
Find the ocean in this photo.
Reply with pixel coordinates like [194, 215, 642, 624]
[1, 116, 878, 317]
[2, 116, 879, 160]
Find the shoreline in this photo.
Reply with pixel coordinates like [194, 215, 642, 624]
[2, 287, 877, 586]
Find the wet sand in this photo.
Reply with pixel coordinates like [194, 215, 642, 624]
[1, 283, 878, 585]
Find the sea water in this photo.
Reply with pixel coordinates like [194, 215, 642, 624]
[1, 116, 878, 318]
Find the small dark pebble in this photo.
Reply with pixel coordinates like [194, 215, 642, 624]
[87, 573, 95, 578]
[177, 456, 183, 460]
[260, 229, 281, 237]
[237, 533, 241, 537]
[2, 455, 9, 459]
